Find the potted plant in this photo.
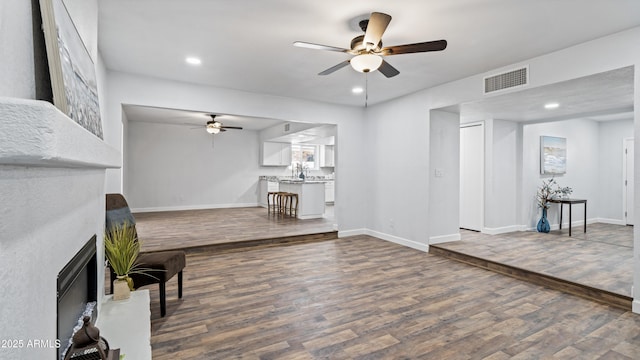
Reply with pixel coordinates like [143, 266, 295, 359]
[535, 178, 573, 232]
[104, 222, 145, 300]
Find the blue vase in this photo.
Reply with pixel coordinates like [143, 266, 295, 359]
[537, 207, 550, 233]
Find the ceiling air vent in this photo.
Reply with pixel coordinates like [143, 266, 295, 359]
[284, 123, 290, 132]
[483, 66, 528, 94]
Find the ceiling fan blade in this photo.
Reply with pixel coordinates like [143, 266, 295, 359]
[381, 39, 447, 56]
[363, 12, 392, 50]
[221, 126, 243, 130]
[378, 60, 400, 78]
[293, 41, 351, 53]
[318, 60, 351, 75]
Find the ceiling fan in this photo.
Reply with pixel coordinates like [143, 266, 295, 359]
[205, 114, 243, 134]
[293, 12, 447, 78]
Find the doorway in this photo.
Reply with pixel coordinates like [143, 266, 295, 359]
[459, 123, 484, 231]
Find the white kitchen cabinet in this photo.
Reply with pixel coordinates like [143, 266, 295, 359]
[262, 142, 292, 166]
[279, 182, 325, 219]
[258, 180, 279, 207]
[325, 180, 334, 203]
[320, 145, 335, 167]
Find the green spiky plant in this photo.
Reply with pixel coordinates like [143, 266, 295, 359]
[104, 221, 148, 290]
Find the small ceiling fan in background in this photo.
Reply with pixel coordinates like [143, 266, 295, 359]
[205, 114, 243, 134]
[294, 12, 447, 77]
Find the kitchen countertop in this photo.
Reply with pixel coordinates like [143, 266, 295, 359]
[259, 176, 333, 183]
[278, 179, 326, 184]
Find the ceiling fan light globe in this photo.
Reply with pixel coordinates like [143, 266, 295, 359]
[206, 123, 221, 134]
[350, 54, 383, 73]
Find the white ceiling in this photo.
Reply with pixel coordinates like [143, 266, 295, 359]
[98, 0, 640, 108]
[122, 105, 285, 130]
[448, 66, 635, 123]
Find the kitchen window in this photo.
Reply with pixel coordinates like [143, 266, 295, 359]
[291, 144, 318, 170]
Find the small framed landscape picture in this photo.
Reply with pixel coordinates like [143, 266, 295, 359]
[540, 136, 566, 175]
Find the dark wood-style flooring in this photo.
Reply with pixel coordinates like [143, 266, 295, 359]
[149, 236, 640, 359]
[134, 206, 336, 252]
[432, 224, 633, 297]
[130, 208, 639, 358]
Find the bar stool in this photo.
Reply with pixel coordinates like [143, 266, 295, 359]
[276, 192, 298, 218]
[278, 192, 290, 215]
[286, 193, 298, 218]
[267, 191, 279, 214]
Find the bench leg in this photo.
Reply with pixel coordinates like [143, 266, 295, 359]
[159, 281, 167, 317]
[178, 271, 183, 299]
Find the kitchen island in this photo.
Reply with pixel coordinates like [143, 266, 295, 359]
[276, 180, 326, 219]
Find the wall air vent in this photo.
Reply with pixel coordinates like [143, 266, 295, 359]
[483, 66, 528, 94]
[284, 123, 290, 132]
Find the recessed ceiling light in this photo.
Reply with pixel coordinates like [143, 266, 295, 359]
[185, 57, 202, 65]
[544, 102, 560, 109]
[352, 87, 364, 94]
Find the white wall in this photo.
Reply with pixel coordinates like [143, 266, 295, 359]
[127, 122, 262, 211]
[0, 0, 35, 98]
[598, 119, 634, 222]
[429, 110, 460, 244]
[366, 26, 640, 311]
[105, 71, 367, 231]
[522, 119, 600, 228]
[485, 119, 521, 232]
[0, 0, 99, 100]
[356, 94, 432, 250]
[521, 118, 633, 228]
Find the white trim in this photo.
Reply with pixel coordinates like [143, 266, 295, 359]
[131, 202, 258, 213]
[633, 299, 640, 314]
[523, 218, 618, 231]
[429, 232, 461, 245]
[368, 230, 429, 252]
[623, 137, 634, 225]
[459, 121, 485, 232]
[482, 225, 524, 235]
[297, 214, 324, 220]
[338, 228, 367, 238]
[594, 218, 626, 226]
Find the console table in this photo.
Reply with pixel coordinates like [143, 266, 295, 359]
[549, 198, 587, 236]
[96, 289, 152, 359]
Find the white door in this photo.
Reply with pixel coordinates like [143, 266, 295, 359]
[460, 124, 484, 231]
[624, 138, 634, 225]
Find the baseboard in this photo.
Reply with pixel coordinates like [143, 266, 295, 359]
[482, 225, 524, 235]
[632, 299, 640, 314]
[367, 230, 429, 252]
[131, 202, 259, 213]
[338, 228, 367, 238]
[523, 218, 606, 232]
[594, 218, 626, 226]
[429, 233, 461, 245]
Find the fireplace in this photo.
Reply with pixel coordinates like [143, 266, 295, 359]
[57, 235, 98, 359]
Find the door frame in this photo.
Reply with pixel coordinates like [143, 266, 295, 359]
[459, 121, 485, 232]
[623, 137, 634, 225]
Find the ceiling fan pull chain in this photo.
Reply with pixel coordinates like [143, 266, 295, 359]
[365, 72, 369, 108]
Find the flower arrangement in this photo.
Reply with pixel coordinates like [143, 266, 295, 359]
[536, 178, 573, 209]
[296, 162, 309, 179]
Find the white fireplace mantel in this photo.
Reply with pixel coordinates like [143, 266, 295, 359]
[0, 97, 120, 168]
